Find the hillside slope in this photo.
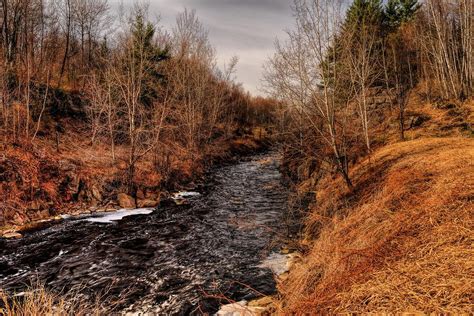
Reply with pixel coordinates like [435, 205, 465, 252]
[279, 137, 473, 313]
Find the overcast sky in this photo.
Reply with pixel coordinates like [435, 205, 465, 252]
[110, 0, 293, 95]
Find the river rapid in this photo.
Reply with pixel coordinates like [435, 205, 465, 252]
[0, 152, 289, 315]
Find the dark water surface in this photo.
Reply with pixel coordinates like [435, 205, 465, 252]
[0, 152, 289, 314]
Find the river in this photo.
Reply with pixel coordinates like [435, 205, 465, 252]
[0, 152, 289, 315]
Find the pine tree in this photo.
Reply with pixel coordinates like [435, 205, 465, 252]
[343, 0, 384, 33]
[129, 11, 170, 106]
[131, 12, 169, 66]
[384, 0, 421, 29]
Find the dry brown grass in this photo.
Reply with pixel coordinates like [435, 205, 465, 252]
[278, 137, 474, 314]
[0, 284, 105, 316]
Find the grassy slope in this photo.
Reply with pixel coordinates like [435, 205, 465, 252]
[278, 100, 474, 313]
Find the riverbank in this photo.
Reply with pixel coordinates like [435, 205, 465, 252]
[0, 127, 271, 236]
[275, 99, 474, 313]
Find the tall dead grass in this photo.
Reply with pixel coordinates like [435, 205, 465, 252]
[278, 137, 474, 313]
[1, 289, 75, 316]
[0, 282, 114, 316]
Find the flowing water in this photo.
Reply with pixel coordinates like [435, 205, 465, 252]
[0, 152, 289, 315]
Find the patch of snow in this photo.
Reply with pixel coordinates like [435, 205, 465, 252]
[259, 252, 292, 276]
[85, 208, 154, 223]
[172, 191, 201, 199]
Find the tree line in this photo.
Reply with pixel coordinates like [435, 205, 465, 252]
[264, 0, 473, 189]
[0, 1, 278, 193]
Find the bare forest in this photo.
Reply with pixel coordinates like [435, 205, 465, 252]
[0, 0, 473, 314]
[0, 1, 278, 225]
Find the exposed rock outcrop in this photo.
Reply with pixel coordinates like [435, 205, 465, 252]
[117, 193, 136, 209]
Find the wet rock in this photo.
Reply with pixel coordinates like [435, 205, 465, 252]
[117, 193, 136, 209]
[137, 199, 159, 208]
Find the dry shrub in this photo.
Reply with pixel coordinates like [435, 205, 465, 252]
[279, 137, 474, 314]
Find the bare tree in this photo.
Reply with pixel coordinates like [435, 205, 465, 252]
[265, 0, 353, 188]
[109, 5, 168, 193]
[87, 67, 117, 160]
[57, 0, 73, 87]
[71, 0, 109, 73]
[168, 8, 225, 151]
[419, 0, 473, 99]
[344, 18, 382, 152]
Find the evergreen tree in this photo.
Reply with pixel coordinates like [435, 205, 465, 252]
[131, 12, 169, 65]
[384, 0, 421, 29]
[343, 0, 384, 33]
[128, 11, 170, 106]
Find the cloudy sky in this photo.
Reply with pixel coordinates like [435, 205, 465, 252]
[111, 0, 293, 95]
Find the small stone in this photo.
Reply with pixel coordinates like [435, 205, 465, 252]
[278, 271, 290, 282]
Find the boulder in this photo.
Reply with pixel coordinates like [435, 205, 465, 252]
[117, 193, 136, 209]
[137, 199, 159, 208]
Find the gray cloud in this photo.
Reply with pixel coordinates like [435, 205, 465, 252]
[112, 0, 293, 95]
